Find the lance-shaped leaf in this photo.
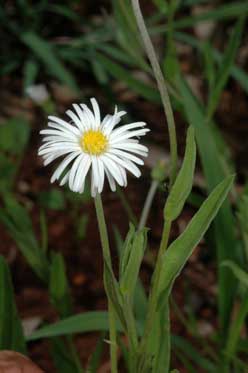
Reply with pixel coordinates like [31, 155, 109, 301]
[120, 227, 148, 298]
[0, 256, 26, 353]
[158, 175, 234, 299]
[164, 126, 196, 222]
[222, 260, 248, 288]
[28, 311, 123, 341]
[206, 16, 245, 121]
[49, 253, 73, 318]
[0, 196, 49, 282]
[119, 223, 136, 278]
[103, 259, 127, 330]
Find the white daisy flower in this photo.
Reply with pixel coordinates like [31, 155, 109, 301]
[38, 98, 149, 197]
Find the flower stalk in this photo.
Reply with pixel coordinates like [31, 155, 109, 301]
[94, 193, 118, 373]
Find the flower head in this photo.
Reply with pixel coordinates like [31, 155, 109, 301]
[38, 98, 149, 197]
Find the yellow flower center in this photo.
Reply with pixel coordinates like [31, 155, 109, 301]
[80, 130, 107, 155]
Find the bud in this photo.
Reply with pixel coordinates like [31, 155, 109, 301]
[151, 160, 167, 183]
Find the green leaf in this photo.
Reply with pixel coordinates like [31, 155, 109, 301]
[27, 311, 122, 341]
[96, 53, 160, 103]
[0, 154, 16, 193]
[0, 117, 30, 155]
[120, 228, 148, 298]
[0, 256, 26, 353]
[50, 337, 82, 373]
[175, 31, 248, 95]
[21, 32, 79, 92]
[178, 77, 239, 339]
[114, 226, 147, 322]
[224, 292, 248, 364]
[38, 188, 66, 210]
[222, 260, 248, 288]
[23, 59, 39, 92]
[164, 126, 196, 221]
[86, 333, 106, 372]
[207, 16, 245, 120]
[172, 2, 248, 29]
[0, 197, 49, 282]
[76, 214, 89, 241]
[158, 175, 234, 299]
[49, 253, 73, 318]
[119, 223, 136, 278]
[171, 335, 216, 372]
[103, 260, 126, 329]
[202, 42, 216, 94]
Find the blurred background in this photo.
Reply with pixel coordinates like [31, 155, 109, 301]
[0, 0, 248, 372]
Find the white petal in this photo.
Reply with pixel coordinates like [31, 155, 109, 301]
[110, 122, 146, 140]
[105, 167, 116, 192]
[50, 151, 81, 183]
[118, 164, 127, 187]
[38, 144, 80, 156]
[105, 153, 141, 178]
[79, 181, 85, 194]
[110, 128, 150, 144]
[90, 98, 101, 127]
[60, 171, 70, 186]
[108, 148, 144, 165]
[80, 103, 96, 130]
[69, 154, 86, 191]
[40, 129, 77, 140]
[91, 156, 100, 192]
[72, 104, 90, 131]
[48, 116, 81, 136]
[74, 155, 91, 192]
[47, 122, 80, 138]
[111, 142, 148, 155]
[91, 170, 97, 197]
[101, 114, 112, 127]
[41, 135, 77, 143]
[66, 109, 84, 131]
[97, 158, 105, 193]
[101, 155, 124, 186]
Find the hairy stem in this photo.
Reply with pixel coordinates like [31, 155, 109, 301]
[131, 0, 178, 187]
[138, 180, 159, 231]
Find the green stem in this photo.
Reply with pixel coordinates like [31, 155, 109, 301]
[131, 0, 178, 187]
[94, 194, 118, 373]
[138, 180, 159, 231]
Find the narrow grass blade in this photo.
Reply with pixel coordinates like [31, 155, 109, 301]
[207, 16, 245, 120]
[49, 253, 73, 318]
[0, 198, 49, 282]
[27, 312, 122, 341]
[174, 31, 248, 95]
[0, 256, 26, 353]
[175, 2, 248, 28]
[222, 261, 248, 287]
[21, 32, 78, 92]
[172, 335, 216, 372]
[225, 293, 248, 364]
[51, 337, 83, 373]
[178, 77, 239, 340]
[96, 53, 160, 103]
[86, 333, 106, 373]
